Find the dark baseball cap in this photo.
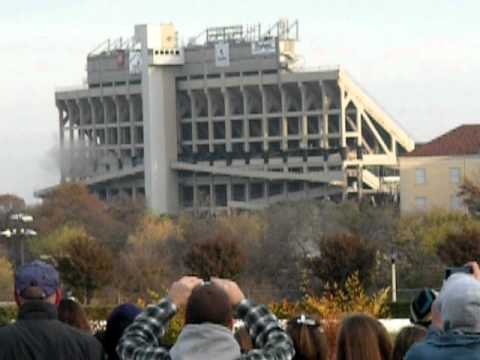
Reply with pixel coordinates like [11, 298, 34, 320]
[15, 260, 60, 298]
[410, 288, 438, 327]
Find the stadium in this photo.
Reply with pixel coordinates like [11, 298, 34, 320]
[43, 19, 414, 214]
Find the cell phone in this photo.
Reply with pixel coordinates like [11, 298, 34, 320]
[445, 266, 473, 280]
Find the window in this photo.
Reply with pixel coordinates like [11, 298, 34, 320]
[415, 168, 426, 185]
[450, 195, 463, 211]
[249, 142, 263, 155]
[450, 168, 461, 184]
[232, 142, 244, 154]
[231, 120, 244, 139]
[213, 122, 225, 140]
[415, 197, 427, 211]
[268, 141, 282, 153]
[196, 123, 209, 140]
[181, 123, 192, 141]
[287, 117, 299, 135]
[268, 118, 281, 137]
[232, 184, 246, 201]
[181, 186, 194, 208]
[287, 140, 300, 150]
[250, 183, 264, 199]
[307, 116, 319, 134]
[249, 119, 262, 137]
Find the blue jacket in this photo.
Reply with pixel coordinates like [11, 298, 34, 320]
[405, 330, 480, 360]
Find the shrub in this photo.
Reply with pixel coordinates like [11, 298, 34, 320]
[183, 235, 246, 279]
[311, 234, 378, 288]
[268, 299, 302, 319]
[0, 306, 16, 326]
[436, 225, 480, 266]
[0, 257, 13, 302]
[303, 273, 390, 357]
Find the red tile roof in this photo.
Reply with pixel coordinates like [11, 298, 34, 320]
[405, 125, 480, 157]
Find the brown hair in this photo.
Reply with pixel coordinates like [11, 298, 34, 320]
[185, 283, 233, 327]
[234, 326, 254, 353]
[286, 316, 328, 360]
[336, 314, 392, 360]
[58, 299, 91, 333]
[391, 326, 426, 360]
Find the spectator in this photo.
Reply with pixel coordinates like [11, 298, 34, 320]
[234, 326, 254, 353]
[117, 276, 295, 360]
[410, 288, 438, 329]
[0, 260, 104, 359]
[58, 298, 92, 333]
[391, 326, 427, 360]
[101, 304, 141, 360]
[336, 314, 392, 360]
[405, 261, 480, 360]
[286, 314, 328, 360]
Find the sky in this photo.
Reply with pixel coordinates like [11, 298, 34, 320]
[1, 0, 479, 203]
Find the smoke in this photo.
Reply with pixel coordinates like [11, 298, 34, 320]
[42, 135, 99, 180]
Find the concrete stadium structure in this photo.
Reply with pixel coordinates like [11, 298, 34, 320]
[45, 20, 414, 214]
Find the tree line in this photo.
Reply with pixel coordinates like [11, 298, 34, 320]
[1, 180, 480, 304]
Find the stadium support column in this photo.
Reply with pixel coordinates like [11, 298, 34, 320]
[223, 87, 231, 153]
[65, 101, 75, 181]
[89, 98, 97, 171]
[280, 85, 287, 151]
[299, 83, 308, 149]
[339, 82, 348, 201]
[357, 104, 363, 200]
[141, 64, 179, 214]
[319, 81, 329, 176]
[57, 102, 66, 183]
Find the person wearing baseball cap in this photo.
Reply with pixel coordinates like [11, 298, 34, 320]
[406, 262, 480, 360]
[410, 288, 439, 329]
[0, 260, 104, 359]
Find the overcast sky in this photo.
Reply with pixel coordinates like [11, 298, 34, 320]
[1, 0, 479, 203]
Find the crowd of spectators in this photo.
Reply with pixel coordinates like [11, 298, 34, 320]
[1, 259, 480, 359]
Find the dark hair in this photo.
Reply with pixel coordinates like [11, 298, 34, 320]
[19, 287, 48, 300]
[58, 299, 91, 333]
[234, 326, 253, 353]
[336, 314, 392, 360]
[103, 304, 142, 360]
[287, 316, 328, 360]
[185, 283, 232, 327]
[391, 326, 426, 360]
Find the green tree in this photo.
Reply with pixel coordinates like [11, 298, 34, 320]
[31, 183, 122, 245]
[112, 215, 181, 301]
[54, 233, 113, 304]
[29, 225, 85, 259]
[183, 235, 246, 279]
[394, 209, 477, 288]
[459, 177, 480, 217]
[310, 233, 378, 289]
[436, 225, 480, 266]
[0, 257, 13, 301]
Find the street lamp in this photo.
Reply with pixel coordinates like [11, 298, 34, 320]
[391, 250, 398, 303]
[1, 213, 37, 266]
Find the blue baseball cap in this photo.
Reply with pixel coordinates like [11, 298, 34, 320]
[15, 260, 60, 297]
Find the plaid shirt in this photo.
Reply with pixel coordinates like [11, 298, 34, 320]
[117, 298, 294, 360]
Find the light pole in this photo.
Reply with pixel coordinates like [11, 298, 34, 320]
[0, 213, 37, 266]
[391, 250, 397, 303]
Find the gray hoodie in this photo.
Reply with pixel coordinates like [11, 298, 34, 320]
[170, 323, 241, 360]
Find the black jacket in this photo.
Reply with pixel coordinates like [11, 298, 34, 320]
[0, 301, 104, 360]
